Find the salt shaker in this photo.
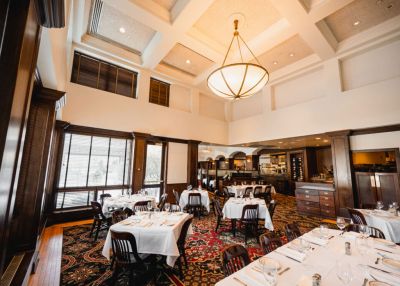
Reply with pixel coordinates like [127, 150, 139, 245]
[312, 273, 321, 286]
[345, 242, 351, 255]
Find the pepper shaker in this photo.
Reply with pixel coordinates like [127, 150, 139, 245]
[312, 273, 321, 286]
[345, 242, 351, 255]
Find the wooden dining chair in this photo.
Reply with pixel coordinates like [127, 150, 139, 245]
[259, 231, 283, 254]
[188, 193, 202, 218]
[285, 222, 301, 242]
[239, 204, 259, 244]
[221, 244, 251, 277]
[176, 216, 193, 278]
[173, 189, 180, 205]
[123, 207, 134, 217]
[112, 209, 127, 224]
[158, 193, 168, 211]
[110, 230, 157, 285]
[133, 200, 151, 212]
[99, 193, 111, 206]
[244, 187, 253, 197]
[264, 185, 272, 202]
[268, 200, 277, 219]
[222, 186, 234, 203]
[213, 198, 227, 232]
[89, 201, 112, 242]
[347, 208, 367, 225]
[346, 224, 385, 239]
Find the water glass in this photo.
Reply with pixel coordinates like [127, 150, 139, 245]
[164, 203, 170, 211]
[376, 201, 384, 210]
[356, 237, 368, 256]
[259, 258, 278, 286]
[147, 201, 153, 212]
[336, 217, 346, 231]
[359, 225, 368, 238]
[336, 262, 353, 285]
[320, 224, 329, 237]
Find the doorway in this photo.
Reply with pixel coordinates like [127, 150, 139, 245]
[143, 142, 166, 202]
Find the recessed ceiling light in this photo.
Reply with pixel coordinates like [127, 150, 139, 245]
[119, 27, 126, 34]
[186, 59, 191, 64]
[353, 20, 360, 26]
[323, 139, 329, 143]
[376, 0, 383, 5]
[278, 141, 283, 144]
[273, 61, 278, 65]
[315, 137, 321, 140]
[289, 53, 295, 57]
[316, 144, 320, 147]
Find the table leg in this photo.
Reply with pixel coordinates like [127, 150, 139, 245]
[232, 219, 237, 237]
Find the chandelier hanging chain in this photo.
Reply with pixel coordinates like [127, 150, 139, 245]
[238, 33, 262, 66]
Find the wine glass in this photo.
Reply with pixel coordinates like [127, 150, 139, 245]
[147, 201, 153, 212]
[376, 201, 384, 210]
[336, 262, 353, 285]
[164, 203, 170, 212]
[359, 225, 369, 238]
[259, 258, 278, 286]
[319, 224, 329, 238]
[336, 217, 346, 233]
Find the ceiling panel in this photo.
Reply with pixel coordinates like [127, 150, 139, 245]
[255, 35, 314, 73]
[192, 0, 282, 49]
[94, 2, 156, 54]
[322, 0, 400, 42]
[160, 43, 215, 76]
[153, 0, 177, 11]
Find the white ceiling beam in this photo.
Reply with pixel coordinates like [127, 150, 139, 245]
[269, 0, 335, 60]
[308, 0, 356, 23]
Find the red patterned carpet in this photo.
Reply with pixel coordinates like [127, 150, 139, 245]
[61, 194, 329, 285]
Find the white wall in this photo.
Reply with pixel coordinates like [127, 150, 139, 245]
[350, 131, 400, 151]
[229, 38, 400, 145]
[167, 142, 188, 184]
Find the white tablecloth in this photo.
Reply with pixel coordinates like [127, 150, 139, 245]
[102, 195, 156, 214]
[102, 212, 193, 267]
[179, 189, 210, 212]
[216, 228, 400, 286]
[359, 209, 400, 243]
[222, 198, 273, 230]
[202, 179, 215, 188]
[227, 185, 276, 198]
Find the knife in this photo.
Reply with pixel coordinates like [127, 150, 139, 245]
[233, 277, 247, 286]
[374, 248, 394, 253]
[278, 267, 290, 275]
[368, 265, 400, 278]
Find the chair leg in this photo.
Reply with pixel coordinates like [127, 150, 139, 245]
[89, 219, 96, 237]
[94, 221, 101, 242]
[215, 216, 220, 232]
[111, 265, 120, 285]
[110, 256, 115, 270]
[177, 256, 183, 279]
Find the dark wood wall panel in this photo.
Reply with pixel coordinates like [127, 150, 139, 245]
[165, 183, 187, 204]
[132, 133, 150, 193]
[187, 141, 200, 187]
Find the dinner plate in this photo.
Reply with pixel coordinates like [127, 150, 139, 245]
[374, 238, 396, 247]
[369, 281, 391, 286]
[382, 258, 400, 271]
[311, 229, 330, 239]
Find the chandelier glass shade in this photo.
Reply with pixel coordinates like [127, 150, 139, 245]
[207, 20, 269, 100]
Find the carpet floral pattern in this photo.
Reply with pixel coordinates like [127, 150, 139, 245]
[61, 194, 330, 285]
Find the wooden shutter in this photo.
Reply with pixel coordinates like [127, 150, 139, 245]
[98, 62, 117, 93]
[149, 78, 170, 107]
[116, 68, 136, 98]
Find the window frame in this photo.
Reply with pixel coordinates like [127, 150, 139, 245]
[149, 77, 170, 107]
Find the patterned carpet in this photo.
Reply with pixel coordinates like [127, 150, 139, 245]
[61, 194, 331, 286]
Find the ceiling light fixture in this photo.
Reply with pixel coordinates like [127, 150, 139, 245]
[273, 61, 278, 65]
[119, 27, 126, 34]
[207, 20, 269, 100]
[186, 59, 191, 64]
[315, 137, 321, 140]
[289, 53, 295, 57]
[353, 20, 360, 26]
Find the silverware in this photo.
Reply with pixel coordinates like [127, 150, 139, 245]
[375, 257, 380, 264]
[278, 267, 290, 275]
[233, 277, 247, 286]
[275, 252, 302, 263]
[328, 235, 334, 240]
[368, 265, 400, 278]
[362, 278, 368, 286]
[374, 248, 393, 253]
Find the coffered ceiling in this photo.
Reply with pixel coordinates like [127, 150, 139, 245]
[73, 0, 400, 93]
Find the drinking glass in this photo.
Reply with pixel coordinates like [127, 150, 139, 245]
[320, 224, 329, 237]
[147, 201, 153, 212]
[359, 225, 368, 238]
[259, 258, 278, 286]
[299, 237, 310, 253]
[164, 203, 170, 212]
[376, 201, 384, 210]
[336, 262, 353, 285]
[356, 237, 368, 256]
[336, 217, 346, 232]
[392, 202, 399, 209]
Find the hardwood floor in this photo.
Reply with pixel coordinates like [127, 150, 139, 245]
[28, 220, 93, 286]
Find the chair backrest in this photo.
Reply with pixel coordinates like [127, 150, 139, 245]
[134, 200, 151, 212]
[259, 232, 282, 254]
[221, 244, 250, 276]
[158, 193, 168, 210]
[177, 216, 193, 249]
[240, 204, 258, 222]
[361, 203, 376, 210]
[223, 187, 231, 198]
[268, 200, 277, 219]
[123, 207, 134, 217]
[254, 186, 262, 195]
[169, 204, 181, 212]
[112, 209, 127, 224]
[91, 201, 105, 219]
[188, 193, 202, 206]
[110, 230, 144, 266]
[346, 224, 385, 239]
[213, 198, 223, 217]
[99, 193, 111, 206]
[347, 208, 367, 225]
[173, 189, 180, 204]
[285, 222, 301, 242]
[244, 187, 253, 197]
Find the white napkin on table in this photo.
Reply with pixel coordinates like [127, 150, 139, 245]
[275, 246, 307, 262]
[368, 268, 400, 285]
[302, 233, 330, 246]
[236, 268, 267, 286]
[342, 231, 363, 239]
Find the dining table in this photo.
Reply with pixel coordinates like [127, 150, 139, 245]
[222, 197, 274, 235]
[216, 227, 400, 286]
[179, 189, 210, 212]
[358, 208, 400, 243]
[227, 184, 276, 198]
[102, 211, 193, 267]
[102, 194, 157, 214]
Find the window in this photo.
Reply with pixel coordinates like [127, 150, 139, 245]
[71, 51, 138, 98]
[56, 132, 132, 209]
[149, 78, 170, 107]
[143, 143, 165, 202]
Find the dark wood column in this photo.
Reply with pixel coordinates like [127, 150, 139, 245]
[327, 130, 355, 217]
[132, 132, 151, 193]
[187, 140, 200, 186]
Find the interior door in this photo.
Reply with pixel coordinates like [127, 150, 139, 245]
[143, 142, 166, 202]
[375, 173, 400, 205]
[355, 172, 377, 207]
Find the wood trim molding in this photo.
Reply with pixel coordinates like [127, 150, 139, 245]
[35, 0, 65, 28]
[60, 122, 133, 139]
[351, 124, 400, 136]
[36, 87, 65, 102]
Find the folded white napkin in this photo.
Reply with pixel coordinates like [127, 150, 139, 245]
[342, 231, 363, 239]
[302, 233, 330, 246]
[276, 246, 307, 262]
[236, 268, 267, 286]
[297, 275, 312, 286]
[368, 268, 400, 285]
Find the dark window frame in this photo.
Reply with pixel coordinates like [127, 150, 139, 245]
[71, 51, 138, 99]
[149, 77, 170, 107]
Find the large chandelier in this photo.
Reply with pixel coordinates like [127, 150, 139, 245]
[207, 19, 269, 100]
